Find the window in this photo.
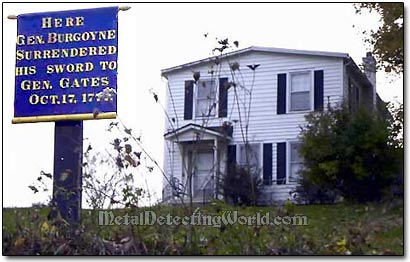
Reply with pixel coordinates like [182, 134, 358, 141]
[195, 79, 216, 117]
[289, 71, 312, 111]
[289, 142, 303, 183]
[238, 143, 261, 177]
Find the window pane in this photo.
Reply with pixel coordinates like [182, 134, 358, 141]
[193, 171, 213, 197]
[290, 142, 303, 183]
[195, 151, 214, 171]
[197, 80, 215, 99]
[290, 143, 302, 163]
[290, 91, 310, 111]
[239, 144, 260, 175]
[289, 163, 302, 182]
[291, 72, 311, 92]
[195, 99, 215, 117]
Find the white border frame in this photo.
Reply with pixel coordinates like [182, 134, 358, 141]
[193, 77, 218, 119]
[286, 69, 314, 113]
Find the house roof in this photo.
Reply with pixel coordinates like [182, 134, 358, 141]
[161, 45, 374, 90]
[344, 58, 373, 88]
[164, 123, 233, 141]
[161, 46, 349, 76]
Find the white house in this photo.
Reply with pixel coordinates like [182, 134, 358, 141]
[160, 46, 380, 205]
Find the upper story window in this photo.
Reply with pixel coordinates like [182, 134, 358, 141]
[195, 79, 216, 118]
[277, 70, 323, 115]
[289, 71, 312, 112]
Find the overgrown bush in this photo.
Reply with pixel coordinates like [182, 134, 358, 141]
[220, 165, 262, 206]
[293, 176, 339, 204]
[297, 103, 399, 203]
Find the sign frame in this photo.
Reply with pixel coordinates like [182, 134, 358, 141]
[12, 6, 120, 124]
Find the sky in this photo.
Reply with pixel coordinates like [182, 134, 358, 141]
[2, 2, 404, 207]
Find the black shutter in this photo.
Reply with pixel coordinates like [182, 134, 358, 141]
[219, 78, 229, 118]
[277, 73, 286, 114]
[184, 80, 194, 120]
[276, 142, 286, 185]
[314, 70, 324, 111]
[227, 145, 236, 172]
[263, 143, 273, 185]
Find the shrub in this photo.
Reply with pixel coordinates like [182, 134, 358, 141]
[220, 165, 262, 206]
[293, 176, 339, 204]
[298, 104, 399, 203]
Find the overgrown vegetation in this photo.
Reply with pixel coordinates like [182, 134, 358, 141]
[221, 165, 262, 206]
[28, 119, 158, 210]
[3, 201, 403, 255]
[295, 102, 402, 203]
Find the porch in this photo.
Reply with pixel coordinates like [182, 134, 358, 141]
[164, 123, 232, 204]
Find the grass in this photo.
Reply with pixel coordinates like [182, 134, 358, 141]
[2, 200, 403, 255]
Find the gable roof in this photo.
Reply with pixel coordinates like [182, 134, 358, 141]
[161, 46, 349, 76]
[161, 45, 374, 90]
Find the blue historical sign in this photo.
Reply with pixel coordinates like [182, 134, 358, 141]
[13, 7, 118, 123]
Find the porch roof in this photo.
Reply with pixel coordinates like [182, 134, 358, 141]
[164, 123, 233, 142]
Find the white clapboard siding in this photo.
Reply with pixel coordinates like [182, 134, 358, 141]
[163, 50, 345, 203]
[259, 184, 298, 205]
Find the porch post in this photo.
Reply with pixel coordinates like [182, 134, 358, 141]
[213, 138, 218, 199]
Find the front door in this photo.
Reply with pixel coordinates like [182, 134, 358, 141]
[193, 149, 214, 199]
[185, 144, 214, 201]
